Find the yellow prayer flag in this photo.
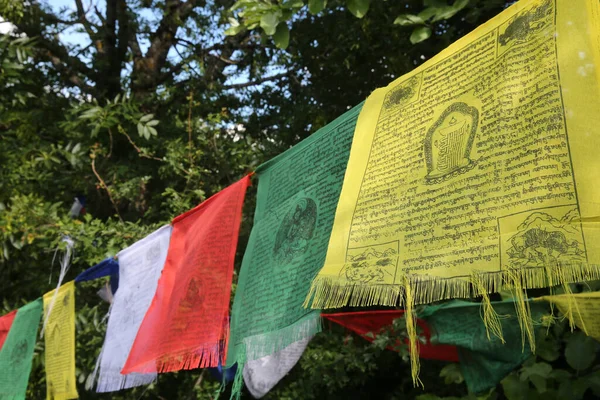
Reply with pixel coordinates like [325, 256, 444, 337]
[541, 291, 600, 341]
[43, 281, 78, 400]
[308, 0, 600, 310]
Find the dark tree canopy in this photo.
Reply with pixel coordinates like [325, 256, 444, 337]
[1, 1, 598, 399]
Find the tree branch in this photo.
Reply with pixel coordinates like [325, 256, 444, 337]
[74, 0, 97, 37]
[90, 154, 123, 223]
[223, 72, 288, 89]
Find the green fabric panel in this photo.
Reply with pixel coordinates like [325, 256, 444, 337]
[0, 299, 43, 400]
[424, 300, 548, 394]
[227, 103, 363, 369]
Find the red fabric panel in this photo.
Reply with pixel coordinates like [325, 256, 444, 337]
[122, 175, 252, 374]
[322, 310, 459, 362]
[0, 310, 17, 351]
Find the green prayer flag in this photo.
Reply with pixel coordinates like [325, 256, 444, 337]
[226, 104, 363, 390]
[422, 300, 548, 393]
[0, 299, 43, 400]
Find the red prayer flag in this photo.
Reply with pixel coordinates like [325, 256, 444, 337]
[322, 311, 459, 362]
[0, 310, 17, 351]
[122, 175, 252, 374]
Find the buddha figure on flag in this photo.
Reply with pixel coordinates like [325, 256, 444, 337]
[424, 102, 479, 183]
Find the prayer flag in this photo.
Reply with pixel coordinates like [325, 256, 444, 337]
[0, 310, 16, 351]
[226, 105, 363, 398]
[123, 175, 251, 374]
[95, 224, 172, 392]
[243, 337, 312, 399]
[0, 299, 43, 399]
[541, 291, 600, 341]
[43, 281, 78, 400]
[75, 257, 119, 294]
[422, 300, 548, 393]
[322, 311, 459, 362]
[308, 0, 600, 310]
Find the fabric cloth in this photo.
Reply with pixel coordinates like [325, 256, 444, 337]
[95, 224, 172, 392]
[541, 291, 600, 341]
[0, 310, 17, 351]
[43, 281, 78, 400]
[0, 299, 43, 399]
[322, 310, 459, 362]
[308, 0, 600, 310]
[123, 176, 251, 374]
[75, 257, 119, 294]
[422, 300, 548, 393]
[243, 337, 312, 399]
[226, 104, 363, 399]
[208, 361, 238, 383]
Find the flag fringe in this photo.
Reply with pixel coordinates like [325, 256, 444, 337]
[96, 372, 156, 393]
[154, 344, 223, 373]
[470, 272, 505, 344]
[306, 262, 600, 309]
[243, 313, 321, 362]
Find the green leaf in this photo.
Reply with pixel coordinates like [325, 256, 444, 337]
[225, 24, 245, 36]
[394, 14, 424, 26]
[228, 17, 240, 27]
[139, 113, 154, 123]
[565, 332, 598, 370]
[410, 26, 432, 44]
[431, 0, 469, 23]
[148, 126, 158, 137]
[439, 363, 464, 385]
[137, 123, 144, 137]
[502, 374, 529, 400]
[146, 120, 159, 127]
[346, 0, 370, 18]
[549, 369, 571, 381]
[308, 0, 326, 14]
[418, 8, 439, 21]
[282, 0, 303, 9]
[536, 334, 561, 362]
[453, 0, 470, 11]
[529, 375, 547, 393]
[260, 12, 280, 35]
[521, 362, 552, 381]
[273, 23, 290, 49]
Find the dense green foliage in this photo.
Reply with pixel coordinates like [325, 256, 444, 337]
[1, 0, 599, 399]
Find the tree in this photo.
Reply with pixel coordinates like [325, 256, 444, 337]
[2, 0, 599, 399]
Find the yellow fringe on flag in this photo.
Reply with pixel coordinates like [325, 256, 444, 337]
[504, 270, 535, 353]
[470, 272, 504, 344]
[403, 276, 422, 388]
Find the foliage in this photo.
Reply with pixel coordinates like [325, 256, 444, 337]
[1, 0, 599, 399]
[226, 0, 508, 48]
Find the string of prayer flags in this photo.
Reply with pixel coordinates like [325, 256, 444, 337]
[243, 337, 313, 399]
[307, 0, 600, 312]
[541, 291, 600, 341]
[322, 311, 459, 362]
[123, 175, 252, 374]
[43, 281, 78, 400]
[94, 224, 172, 392]
[421, 300, 549, 393]
[225, 104, 363, 399]
[0, 299, 43, 399]
[0, 310, 16, 351]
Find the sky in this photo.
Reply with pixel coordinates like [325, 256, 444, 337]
[0, 0, 288, 93]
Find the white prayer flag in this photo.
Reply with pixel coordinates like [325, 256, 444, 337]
[243, 337, 312, 398]
[95, 225, 172, 392]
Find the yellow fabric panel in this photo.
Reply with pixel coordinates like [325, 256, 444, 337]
[309, 0, 600, 309]
[43, 281, 78, 400]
